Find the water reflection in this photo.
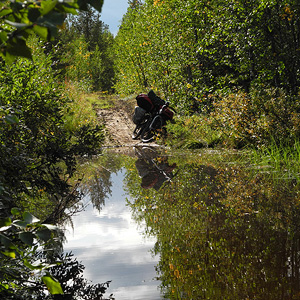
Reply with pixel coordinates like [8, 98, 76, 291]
[125, 150, 300, 299]
[64, 148, 300, 299]
[135, 147, 177, 190]
[64, 167, 162, 300]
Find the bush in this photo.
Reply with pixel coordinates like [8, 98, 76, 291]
[165, 115, 223, 149]
[0, 38, 104, 217]
[211, 88, 300, 148]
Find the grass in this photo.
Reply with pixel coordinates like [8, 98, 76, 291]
[165, 115, 224, 149]
[164, 112, 300, 183]
[62, 83, 117, 132]
[245, 139, 300, 181]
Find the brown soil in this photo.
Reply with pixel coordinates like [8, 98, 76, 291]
[95, 97, 136, 147]
[93, 95, 167, 158]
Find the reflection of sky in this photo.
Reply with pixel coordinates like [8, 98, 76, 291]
[64, 170, 162, 300]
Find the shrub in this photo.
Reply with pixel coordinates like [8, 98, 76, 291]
[211, 88, 300, 148]
[0, 38, 104, 216]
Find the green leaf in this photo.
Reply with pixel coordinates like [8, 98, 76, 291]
[41, 0, 59, 16]
[0, 30, 8, 43]
[43, 224, 57, 230]
[1, 250, 16, 258]
[0, 8, 12, 18]
[39, 11, 65, 27]
[0, 233, 13, 248]
[0, 217, 12, 228]
[87, 0, 103, 12]
[36, 228, 52, 242]
[33, 25, 48, 39]
[23, 212, 40, 224]
[6, 37, 32, 61]
[13, 220, 28, 228]
[28, 8, 41, 22]
[11, 207, 21, 217]
[42, 274, 64, 295]
[4, 114, 19, 124]
[19, 232, 34, 246]
[24, 259, 45, 270]
[58, 2, 78, 14]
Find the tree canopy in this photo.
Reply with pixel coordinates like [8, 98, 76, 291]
[114, 0, 300, 111]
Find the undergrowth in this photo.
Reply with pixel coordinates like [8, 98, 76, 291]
[63, 85, 116, 132]
[246, 139, 300, 181]
[165, 115, 223, 149]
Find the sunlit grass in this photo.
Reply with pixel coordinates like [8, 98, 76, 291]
[62, 83, 118, 132]
[246, 139, 300, 181]
[85, 91, 116, 110]
[165, 115, 224, 149]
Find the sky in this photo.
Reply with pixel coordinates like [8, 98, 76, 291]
[64, 170, 161, 299]
[100, 0, 130, 36]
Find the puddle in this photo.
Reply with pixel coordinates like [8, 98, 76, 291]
[64, 169, 162, 300]
[64, 146, 300, 299]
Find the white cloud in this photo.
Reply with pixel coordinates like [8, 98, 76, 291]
[63, 169, 161, 299]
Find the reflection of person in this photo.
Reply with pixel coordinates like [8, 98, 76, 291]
[135, 147, 177, 190]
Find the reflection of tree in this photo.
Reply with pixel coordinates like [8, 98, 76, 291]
[83, 167, 112, 213]
[79, 153, 125, 212]
[125, 153, 300, 299]
[46, 252, 111, 300]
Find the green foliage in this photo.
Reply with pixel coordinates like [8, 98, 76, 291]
[211, 89, 300, 148]
[0, 210, 111, 299]
[60, 7, 115, 92]
[47, 252, 111, 300]
[0, 209, 63, 297]
[0, 37, 104, 218]
[124, 149, 300, 299]
[245, 139, 300, 181]
[63, 38, 94, 92]
[114, 0, 300, 111]
[165, 115, 223, 149]
[0, 0, 103, 63]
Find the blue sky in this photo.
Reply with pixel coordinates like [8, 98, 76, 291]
[101, 0, 130, 36]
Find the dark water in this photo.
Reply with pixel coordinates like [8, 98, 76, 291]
[64, 146, 300, 299]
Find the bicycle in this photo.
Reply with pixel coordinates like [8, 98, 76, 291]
[132, 92, 175, 142]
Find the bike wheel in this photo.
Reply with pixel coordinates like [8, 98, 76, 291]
[132, 123, 144, 140]
[132, 116, 152, 140]
[141, 115, 163, 143]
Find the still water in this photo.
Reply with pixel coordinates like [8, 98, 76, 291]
[63, 147, 300, 299]
[64, 169, 162, 299]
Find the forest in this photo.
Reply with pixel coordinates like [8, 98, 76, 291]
[0, 0, 299, 298]
[115, 0, 300, 149]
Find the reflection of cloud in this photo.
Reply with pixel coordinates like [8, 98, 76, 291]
[114, 285, 162, 300]
[65, 204, 154, 251]
[70, 247, 161, 299]
[63, 169, 161, 299]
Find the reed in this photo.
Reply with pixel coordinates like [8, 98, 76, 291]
[247, 139, 300, 181]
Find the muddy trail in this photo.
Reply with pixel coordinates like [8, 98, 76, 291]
[95, 96, 159, 150]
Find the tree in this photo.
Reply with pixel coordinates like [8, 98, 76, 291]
[114, 0, 300, 108]
[59, 6, 115, 91]
[0, 0, 103, 63]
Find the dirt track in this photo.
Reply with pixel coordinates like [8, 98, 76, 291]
[94, 96, 162, 152]
[95, 97, 135, 147]
[95, 102, 133, 146]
